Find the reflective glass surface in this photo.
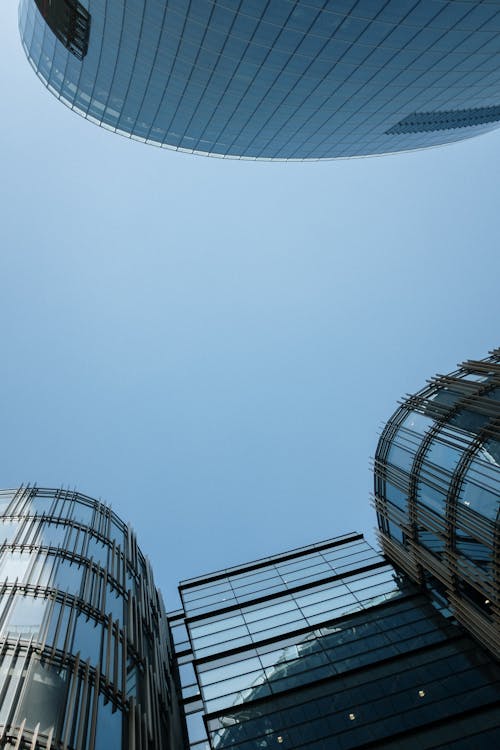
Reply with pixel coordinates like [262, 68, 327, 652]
[173, 535, 500, 750]
[374, 350, 500, 659]
[0, 487, 184, 750]
[18, 0, 500, 158]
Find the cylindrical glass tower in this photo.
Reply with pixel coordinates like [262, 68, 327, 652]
[374, 349, 500, 658]
[0, 486, 186, 750]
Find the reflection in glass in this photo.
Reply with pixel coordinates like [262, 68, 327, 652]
[0, 550, 31, 583]
[2, 596, 49, 640]
[16, 660, 68, 733]
[94, 693, 122, 750]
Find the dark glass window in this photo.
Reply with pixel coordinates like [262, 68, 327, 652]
[34, 0, 90, 60]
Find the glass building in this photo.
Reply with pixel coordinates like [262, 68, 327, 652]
[168, 533, 500, 750]
[18, 0, 500, 159]
[0, 486, 187, 750]
[374, 348, 500, 659]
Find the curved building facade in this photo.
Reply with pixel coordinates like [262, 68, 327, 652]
[19, 0, 500, 159]
[374, 349, 500, 658]
[0, 486, 186, 750]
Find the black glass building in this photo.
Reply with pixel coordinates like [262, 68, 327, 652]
[0, 486, 186, 750]
[374, 349, 500, 659]
[169, 533, 500, 750]
[19, 1, 500, 159]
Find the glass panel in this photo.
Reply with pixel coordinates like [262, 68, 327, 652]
[387, 443, 414, 471]
[426, 388, 462, 416]
[0, 491, 16, 514]
[15, 660, 68, 733]
[71, 502, 94, 526]
[425, 439, 462, 472]
[0, 520, 20, 545]
[401, 411, 434, 435]
[2, 596, 49, 640]
[203, 670, 265, 701]
[105, 586, 123, 624]
[484, 438, 500, 464]
[387, 520, 404, 543]
[52, 557, 84, 594]
[171, 622, 189, 647]
[72, 613, 102, 664]
[186, 711, 208, 744]
[459, 454, 500, 519]
[450, 408, 490, 435]
[385, 483, 407, 511]
[419, 529, 445, 557]
[417, 485, 447, 514]
[0, 551, 32, 583]
[94, 694, 122, 750]
[179, 661, 197, 688]
[36, 521, 68, 548]
[456, 530, 492, 570]
[24, 496, 54, 516]
[86, 536, 108, 568]
[110, 519, 125, 548]
[459, 480, 499, 519]
[0, 654, 23, 725]
[200, 656, 261, 687]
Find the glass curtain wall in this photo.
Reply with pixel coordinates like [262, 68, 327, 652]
[169, 534, 500, 750]
[374, 348, 500, 659]
[18, 0, 500, 159]
[0, 486, 187, 750]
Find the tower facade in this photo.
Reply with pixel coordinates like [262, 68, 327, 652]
[0, 486, 186, 750]
[19, 0, 500, 159]
[169, 533, 500, 750]
[374, 349, 500, 658]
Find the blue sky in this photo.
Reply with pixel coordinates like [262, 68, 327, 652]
[1, 4, 499, 605]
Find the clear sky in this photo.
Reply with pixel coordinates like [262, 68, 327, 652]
[1, 4, 499, 606]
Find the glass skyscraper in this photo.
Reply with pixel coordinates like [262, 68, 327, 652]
[0, 486, 186, 750]
[374, 348, 500, 659]
[19, 1, 500, 159]
[169, 533, 500, 750]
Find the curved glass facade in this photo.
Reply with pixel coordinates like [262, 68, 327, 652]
[374, 349, 500, 658]
[0, 486, 186, 750]
[18, 0, 500, 159]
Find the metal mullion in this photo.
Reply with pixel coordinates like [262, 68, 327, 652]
[105, 614, 112, 686]
[29, 721, 39, 750]
[120, 628, 126, 698]
[128, 697, 136, 750]
[62, 599, 76, 658]
[75, 661, 90, 750]
[40, 594, 58, 656]
[87, 665, 100, 750]
[13, 718, 26, 750]
[62, 654, 81, 750]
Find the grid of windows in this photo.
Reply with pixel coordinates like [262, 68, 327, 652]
[0, 486, 186, 750]
[374, 349, 500, 659]
[170, 534, 500, 750]
[18, 0, 500, 159]
[207, 635, 500, 750]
